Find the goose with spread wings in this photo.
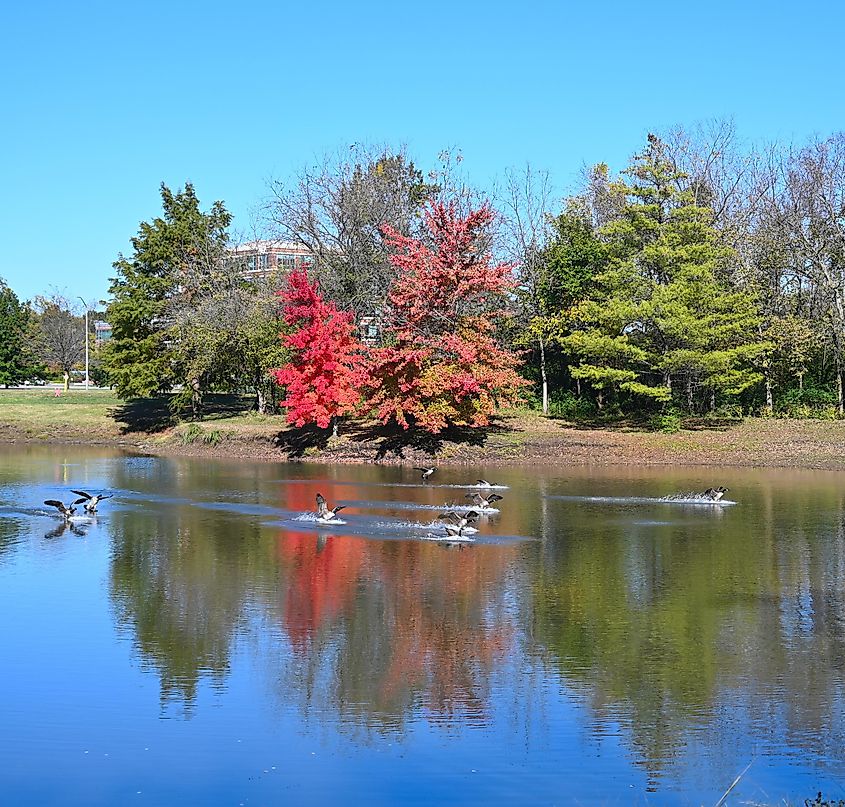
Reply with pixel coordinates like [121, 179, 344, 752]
[315, 493, 346, 522]
[414, 467, 436, 482]
[71, 490, 113, 513]
[465, 492, 503, 510]
[438, 509, 480, 536]
[44, 497, 87, 520]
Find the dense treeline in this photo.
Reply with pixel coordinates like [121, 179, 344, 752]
[507, 123, 845, 422]
[4, 123, 845, 429]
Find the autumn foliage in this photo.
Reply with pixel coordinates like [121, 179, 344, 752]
[359, 201, 526, 433]
[272, 269, 361, 429]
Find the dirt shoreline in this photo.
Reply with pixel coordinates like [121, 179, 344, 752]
[4, 415, 845, 470]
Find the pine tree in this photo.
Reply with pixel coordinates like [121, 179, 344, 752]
[555, 135, 768, 413]
[0, 279, 39, 385]
[103, 183, 232, 403]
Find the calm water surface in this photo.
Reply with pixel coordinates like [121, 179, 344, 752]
[1, 444, 843, 805]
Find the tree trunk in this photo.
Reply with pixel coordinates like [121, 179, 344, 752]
[190, 377, 203, 420]
[686, 377, 693, 413]
[710, 389, 716, 412]
[576, 378, 581, 397]
[596, 389, 604, 411]
[538, 335, 548, 415]
[765, 374, 773, 412]
[331, 415, 339, 438]
[798, 372, 804, 391]
[256, 385, 268, 415]
[838, 363, 844, 416]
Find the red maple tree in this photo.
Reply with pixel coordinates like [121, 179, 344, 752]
[272, 268, 361, 432]
[359, 200, 526, 433]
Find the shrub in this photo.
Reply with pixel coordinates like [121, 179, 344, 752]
[648, 408, 682, 433]
[775, 386, 839, 419]
[548, 391, 596, 420]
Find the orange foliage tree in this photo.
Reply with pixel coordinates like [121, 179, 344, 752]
[359, 201, 525, 433]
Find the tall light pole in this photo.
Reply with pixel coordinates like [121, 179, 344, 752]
[77, 297, 89, 390]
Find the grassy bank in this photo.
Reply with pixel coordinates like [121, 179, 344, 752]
[3, 388, 845, 469]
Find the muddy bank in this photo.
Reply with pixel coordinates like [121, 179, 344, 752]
[5, 414, 844, 470]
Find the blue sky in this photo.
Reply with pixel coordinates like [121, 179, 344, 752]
[1, 0, 843, 308]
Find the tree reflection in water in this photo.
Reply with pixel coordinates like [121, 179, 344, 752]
[103, 460, 845, 786]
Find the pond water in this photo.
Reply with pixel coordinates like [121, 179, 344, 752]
[0, 444, 843, 805]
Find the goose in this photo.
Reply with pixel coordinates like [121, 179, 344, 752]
[71, 490, 113, 513]
[474, 479, 497, 488]
[465, 492, 503, 509]
[414, 466, 436, 482]
[315, 493, 346, 521]
[438, 509, 480, 530]
[44, 497, 87, 520]
[703, 486, 729, 501]
[442, 521, 476, 539]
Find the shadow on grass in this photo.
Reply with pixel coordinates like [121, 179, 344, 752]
[546, 413, 742, 433]
[111, 394, 255, 434]
[274, 418, 516, 460]
[349, 419, 512, 460]
[273, 423, 333, 458]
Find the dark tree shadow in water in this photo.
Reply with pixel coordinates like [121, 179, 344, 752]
[111, 394, 255, 434]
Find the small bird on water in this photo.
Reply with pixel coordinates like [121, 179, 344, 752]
[415, 467, 436, 482]
[315, 493, 346, 521]
[71, 490, 113, 513]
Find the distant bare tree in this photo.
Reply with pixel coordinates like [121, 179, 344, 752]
[497, 164, 554, 412]
[776, 134, 845, 411]
[32, 292, 85, 383]
[265, 144, 438, 317]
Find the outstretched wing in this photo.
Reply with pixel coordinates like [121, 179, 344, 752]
[315, 493, 328, 516]
[99, 494, 114, 500]
[331, 506, 346, 515]
[71, 490, 93, 500]
[439, 511, 460, 523]
[44, 500, 66, 513]
[464, 510, 480, 522]
[488, 494, 504, 504]
[72, 498, 88, 506]
[414, 467, 429, 473]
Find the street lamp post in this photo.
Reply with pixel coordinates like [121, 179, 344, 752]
[78, 297, 89, 390]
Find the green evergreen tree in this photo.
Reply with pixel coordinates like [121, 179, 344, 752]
[0, 279, 39, 385]
[102, 183, 232, 401]
[553, 135, 768, 413]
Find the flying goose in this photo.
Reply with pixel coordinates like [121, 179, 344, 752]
[71, 490, 113, 513]
[315, 493, 346, 521]
[44, 497, 87, 520]
[703, 486, 729, 501]
[465, 492, 503, 509]
[414, 466, 436, 482]
[474, 479, 497, 488]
